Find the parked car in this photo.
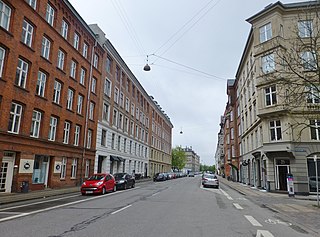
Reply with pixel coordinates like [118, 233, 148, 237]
[154, 173, 166, 182]
[202, 173, 219, 188]
[188, 172, 195, 177]
[114, 173, 135, 190]
[309, 176, 320, 191]
[81, 173, 116, 195]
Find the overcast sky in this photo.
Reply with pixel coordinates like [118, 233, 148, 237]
[69, 0, 304, 165]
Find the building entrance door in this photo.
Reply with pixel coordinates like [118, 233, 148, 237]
[0, 152, 16, 193]
[275, 160, 290, 190]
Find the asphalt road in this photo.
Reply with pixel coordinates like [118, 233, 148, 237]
[0, 176, 316, 237]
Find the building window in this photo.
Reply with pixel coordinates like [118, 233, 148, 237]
[30, 110, 41, 138]
[259, 22, 272, 43]
[91, 77, 96, 93]
[111, 133, 115, 149]
[114, 87, 119, 104]
[101, 129, 107, 146]
[85, 160, 90, 178]
[93, 54, 98, 68]
[80, 68, 86, 85]
[36, 71, 47, 97]
[106, 56, 112, 73]
[265, 85, 277, 106]
[298, 20, 312, 38]
[45, 3, 54, 26]
[53, 80, 61, 104]
[15, 58, 28, 88]
[310, 120, 320, 140]
[104, 78, 111, 96]
[120, 92, 124, 108]
[306, 85, 320, 104]
[77, 94, 83, 114]
[61, 19, 68, 39]
[57, 49, 65, 70]
[270, 120, 282, 141]
[73, 33, 80, 50]
[230, 128, 234, 140]
[67, 88, 74, 110]
[71, 158, 77, 179]
[41, 36, 51, 60]
[89, 101, 94, 120]
[26, 0, 37, 9]
[22, 19, 34, 47]
[118, 136, 121, 151]
[125, 98, 130, 112]
[124, 138, 127, 152]
[0, 47, 5, 77]
[60, 157, 67, 179]
[8, 103, 22, 134]
[261, 53, 275, 73]
[70, 60, 77, 79]
[63, 121, 70, 144]
[115, 66, 120, 81]
[301, 51, 317, 71]
[87, 129, 92, 149]
[113, 109, 118, 126]
[74, 125, 80, 146]
[102, 103, 110, 121]
[0, 1, 11, 31]
[82, 43, 88, 58]
[48, 116, 57, 141]
[32, 155, 49, 184]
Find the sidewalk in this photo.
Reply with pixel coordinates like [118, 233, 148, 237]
[0, 178, 152, 205]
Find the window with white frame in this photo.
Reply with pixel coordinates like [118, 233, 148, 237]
[113, 109, 118, 126]
[80, 68, 86, 85]
[111, 133, 115, 149]
[0, 47, 5, 77]
[115, 66, 120, 81]
[74, 125, 80, 146]
[261, 53, 275, 73]
[53, 80, 61, 104]
[298, 20, 313, 38]
[131, 103, 135, 116]
[124, 138, 127, 152]
[57, 49, 65, 70]
[87, 129, 92, 149]
[15, 58, 28, 88]
[0, 1, 11, 31]
[30, 110, 41, 138]
[106, 56, 112, 73]
[130, 121, 134, 135]
[89, 101, 94, 120]
[91, 77, 96, 93]
[36, 71, 47, 97]
[101, 129, 107, 146]
[301, 51, 317, 70]
[73, 32, 79, 50]
[104, 78, 111, 96]
[118, 135, 121, 151]
[82, 42, 88, 58]
[60, 157, 67, 179]
[70, 60, 77, 78]
[77, 94, 83, 114]
[71, 158, 77, 178]
[61, 19, 68, 39]
[124, 117, 129, 132]
[26, 0, 37, 9]
[136, 108, 139, 120]
[310, 120, 320, 140]
[8, 103, 22, 134]
[306, 84, 320, 104]
[41, 36, 51, 60]
[48, 116, 57, 141]
[269, 120, 282, 141]
[230, 127, 234, 140]
[85, 160, 90, 178]
[93, 54, 98, 68]
[125, 98, 130, 112]
[45, 3, 54, 26]
[265, 85, 277, 106]
[67, 88, 74, 110]
[119, 113, 123, 129]
[114, 87, 119, 103]
[63, 121, 70, 144]
[102, 103, 110, 121]
[21, 20, 34, 47]
[259, 22, 272, 43]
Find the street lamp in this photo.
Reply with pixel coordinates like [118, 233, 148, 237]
[143, 55, 151, 71]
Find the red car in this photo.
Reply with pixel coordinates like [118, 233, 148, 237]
[81, 173, 116, 195]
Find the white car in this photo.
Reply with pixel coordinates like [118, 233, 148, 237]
[202, 174, 219, 188]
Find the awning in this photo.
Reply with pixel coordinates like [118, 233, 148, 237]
[117, 156, 125, 162]
[252, 151, 261, 158]
[265, 151, 295, 159]
[227, 162, 239, 170]
[110, 156, 120, 161]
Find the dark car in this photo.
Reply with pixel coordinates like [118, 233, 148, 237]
[114, 173, 135, 190]
[154, 173, 166, 181]
[81, 173, 116, 195]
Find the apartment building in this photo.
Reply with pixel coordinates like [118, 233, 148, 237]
[182, 146, 200, 173]
[0, 0, 103, 192]
[219, 1, 320, 194]
[215, 116, 224, 176]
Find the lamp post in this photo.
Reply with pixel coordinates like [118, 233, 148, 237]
[314, 155, 319, 207]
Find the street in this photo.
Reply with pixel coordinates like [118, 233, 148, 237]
[0, 176, 317, 237]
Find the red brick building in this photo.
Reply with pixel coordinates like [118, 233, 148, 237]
[0, 0, 103, 192]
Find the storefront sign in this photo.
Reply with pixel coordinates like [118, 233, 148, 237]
[19, 159, 34, 173]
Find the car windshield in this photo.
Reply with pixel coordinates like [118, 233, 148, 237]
[204, 174, 217, 179]
[87, 175, 105, 181]
[114, 173, 125, 180]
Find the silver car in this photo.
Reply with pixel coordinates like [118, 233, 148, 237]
[202, 174, 219, 188]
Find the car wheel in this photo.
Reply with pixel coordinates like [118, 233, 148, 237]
[132, 182, 135, 188]
[81, 192, 85, 196]
[102, 187, 106, 195]
[123, 183, 127, 190]
[113, 185, 117, 192]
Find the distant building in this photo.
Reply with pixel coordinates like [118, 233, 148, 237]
[182, 147, 200, 173]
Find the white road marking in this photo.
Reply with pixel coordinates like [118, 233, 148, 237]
[233, 203, 243, 210]
[220, 189, 233, 200]
[0, 211, 27, 215]
[256, 230, 274, 237]
[151, 192, 160, 196]
[244, 215, 262, 227]
[111, 205, 132, 215]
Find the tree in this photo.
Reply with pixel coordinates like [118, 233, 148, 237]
[257, 3, 320, 140]
[200, 164, 216, 173]
[171, 146, 187, 171]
